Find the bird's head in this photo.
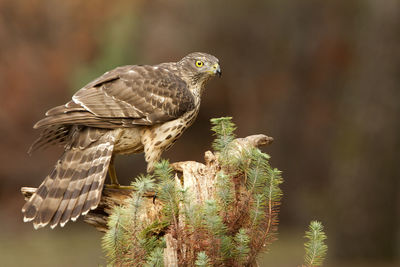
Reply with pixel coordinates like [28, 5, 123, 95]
[177, 52, 221, 90]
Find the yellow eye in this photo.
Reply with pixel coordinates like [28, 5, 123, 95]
[195, 60, 204, 67]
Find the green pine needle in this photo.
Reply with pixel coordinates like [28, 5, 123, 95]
[246, 148, 271, 194]
[144, 247, 165, 267]
[250, 194, 266, 229]
[210, 117, 236, 153]
[101, 206, 129, 265]
[127, 175, 155, 226]
[304, 220, 328, 267]
[266, 168, 283, 202]
[154, 159, 174, 181]
[215, 171, 234, 211]
[195, 251, 212, 267]
[131, 174, 156, 194]
[234, 228, 250, 264]
[220, 235, 234, 260]
[203, 200, 227, 236]
[153, 159, 179, 223]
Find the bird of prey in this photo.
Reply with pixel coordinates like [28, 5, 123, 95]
[22, 52, 221, 229]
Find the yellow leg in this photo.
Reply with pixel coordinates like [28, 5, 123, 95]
[105, 156, 134, 190]
[109, 156, 119, 185]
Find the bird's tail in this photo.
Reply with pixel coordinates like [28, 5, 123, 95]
[22, 128, 115, 229]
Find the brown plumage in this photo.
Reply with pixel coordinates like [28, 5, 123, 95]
[23, 52, 221, 229]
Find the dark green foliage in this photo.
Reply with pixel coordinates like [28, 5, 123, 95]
[303, 221, 328, 267]
[139, 220, 168, 256]
[141, 220, 170, 243]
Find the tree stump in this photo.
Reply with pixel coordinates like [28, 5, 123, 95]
[21, 134, 273, 266]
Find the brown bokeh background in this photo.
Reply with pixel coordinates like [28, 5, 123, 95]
[0, 1, 399, 266]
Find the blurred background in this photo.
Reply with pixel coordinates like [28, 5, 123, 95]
[0, 0, 399, 266]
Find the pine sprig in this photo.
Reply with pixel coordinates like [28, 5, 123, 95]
[250, 194, 266, 229]
[102, 174, 158, 265]
[153, 159, 179, 226]
[195, 251, 212, 267]
[210, 117, 236, 154]
[127, 174, 156, 225]
[132, 174, 156, 193]
[101, 206, 125, 265]
[203, 200, 227, 237]
[144, 247, 165, 267]
[154, 159, 174, 182]
[215, 171, 234, 212]
[234, 228, 251, 264]
[304, 221, 328, 267]
[246, 148, 271, 194]
[180, 187, 203, 229]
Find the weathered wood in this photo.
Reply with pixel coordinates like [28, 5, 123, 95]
[164, 233, 179, 267]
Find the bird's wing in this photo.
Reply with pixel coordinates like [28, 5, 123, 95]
[34, 65, 195, 129]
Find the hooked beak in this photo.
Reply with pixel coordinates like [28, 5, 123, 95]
[211, 63, 222, 77]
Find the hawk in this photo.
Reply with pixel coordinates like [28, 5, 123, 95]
[23, 52, 221, 229]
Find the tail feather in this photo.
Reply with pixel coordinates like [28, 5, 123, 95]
[22, 159, 63, 222]
[49, 153, 89, 228]
[59, 165, 92, 227]
[70, 143, 114, 219]
[59, 136, 114, 227]
[70, 149, 103, 221]
[34, 150, 80, 228]
[82, 146, 112, 214]
[22, 128, 115, 229]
